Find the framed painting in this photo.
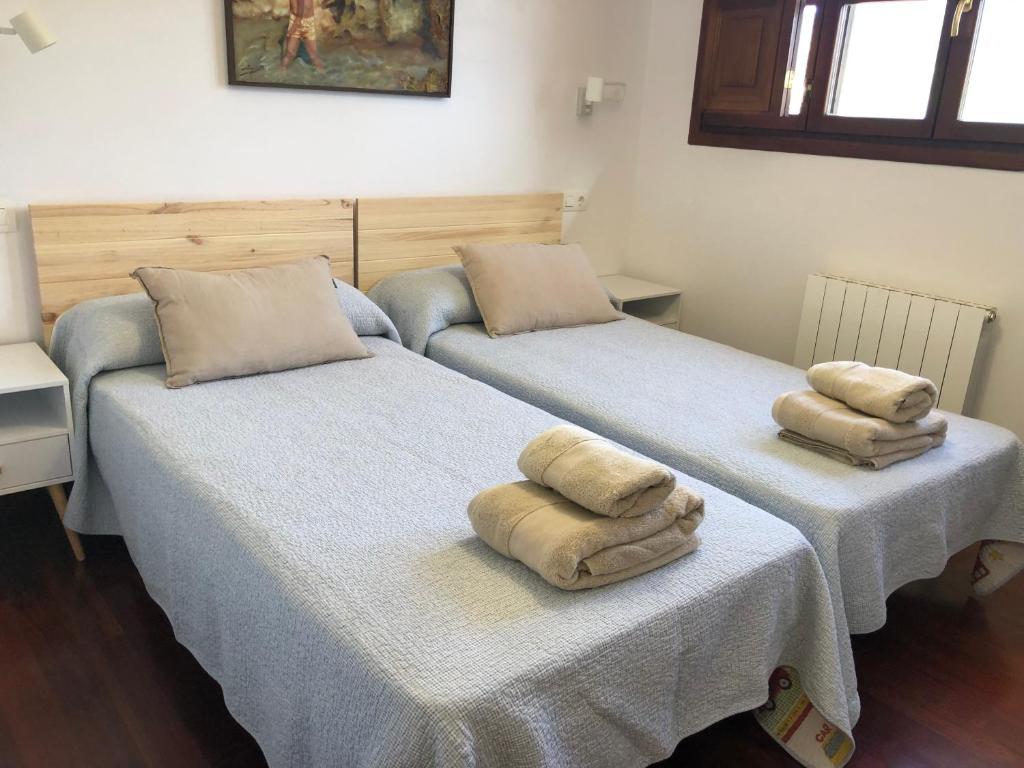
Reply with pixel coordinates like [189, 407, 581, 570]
[225, 0, 454, 97]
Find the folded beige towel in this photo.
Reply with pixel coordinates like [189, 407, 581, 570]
[777, 431, 941, 470]
[807, 361, 938, 423]
[773, 390, 948, 469]
[518, 425, 676, 518]
[469, 481, 704, 590]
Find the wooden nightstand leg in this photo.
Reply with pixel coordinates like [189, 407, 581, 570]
[46, 484, 86, 562]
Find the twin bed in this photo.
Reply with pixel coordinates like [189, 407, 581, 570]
[52, 287, 853, 767]
[370, 265, 1024, 636]
[35, 194, 1023, 768]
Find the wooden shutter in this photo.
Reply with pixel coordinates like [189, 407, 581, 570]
[692, 0, 805, 131]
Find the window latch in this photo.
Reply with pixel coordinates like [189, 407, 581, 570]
[951, 0, 974, 38]
[784, 71, 812, 94]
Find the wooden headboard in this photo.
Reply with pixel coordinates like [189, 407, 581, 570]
[357, 194, 563, 291]
[32, 198, 356, 335]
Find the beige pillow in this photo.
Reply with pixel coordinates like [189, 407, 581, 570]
[454, 243, 620, 337]
[132, 256, 370, 388]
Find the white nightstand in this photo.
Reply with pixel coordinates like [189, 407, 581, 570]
[0, 343, 84, 561]
[600, 275, 682, 329]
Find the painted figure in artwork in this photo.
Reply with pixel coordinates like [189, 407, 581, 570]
[282, 0, 325, 71]
[229, 0, 454, 95]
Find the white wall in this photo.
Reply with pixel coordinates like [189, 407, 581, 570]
[0, 0, 652, 344]
[627, 0, 1024, 436]
[5, 0, 1019, 436]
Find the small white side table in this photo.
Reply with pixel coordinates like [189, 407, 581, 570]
[600, 275, 682, 330]
[0, 343, 83, 561]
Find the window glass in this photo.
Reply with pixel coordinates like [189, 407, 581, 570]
[786, 4, 818, 115]
[827, 0, 947, 120]
[959, 0, 1024, 124]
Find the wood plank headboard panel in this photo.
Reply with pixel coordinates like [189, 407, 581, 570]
[357, 194, 564, 290]
[32, 198, 356, 334]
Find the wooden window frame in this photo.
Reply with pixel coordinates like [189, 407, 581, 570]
[933, 2, 1024, 145]
[689, 0, 1024, 172]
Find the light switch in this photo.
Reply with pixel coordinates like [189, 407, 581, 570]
[603, 82, 627, 103]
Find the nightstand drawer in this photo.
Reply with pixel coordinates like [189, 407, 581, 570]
[0, 435, 72, 492]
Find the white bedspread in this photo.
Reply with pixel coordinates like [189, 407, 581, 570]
[76, 340, 855, 767]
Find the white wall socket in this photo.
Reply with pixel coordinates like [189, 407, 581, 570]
[0, 202, 16, 233]
[563, 190, 589, 212]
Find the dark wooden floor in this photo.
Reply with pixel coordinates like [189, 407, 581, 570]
[1, 489, 1022, 768]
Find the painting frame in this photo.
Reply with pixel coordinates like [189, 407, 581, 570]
[224, 0, 455, 98]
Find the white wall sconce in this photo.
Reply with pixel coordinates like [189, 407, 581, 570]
[577, 76, 604, 117]
[1, 10, 57, 54]
[577, 76, 627, 118]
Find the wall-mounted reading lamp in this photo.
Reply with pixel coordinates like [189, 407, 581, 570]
[1, 10, 56, 54]
[577, 76, 627, 118]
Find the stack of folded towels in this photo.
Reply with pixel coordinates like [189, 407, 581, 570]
[773, 361, 948, 470]
[469, 425, 704, 590]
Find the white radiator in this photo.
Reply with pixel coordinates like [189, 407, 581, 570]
[794, 274, 996, 414]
